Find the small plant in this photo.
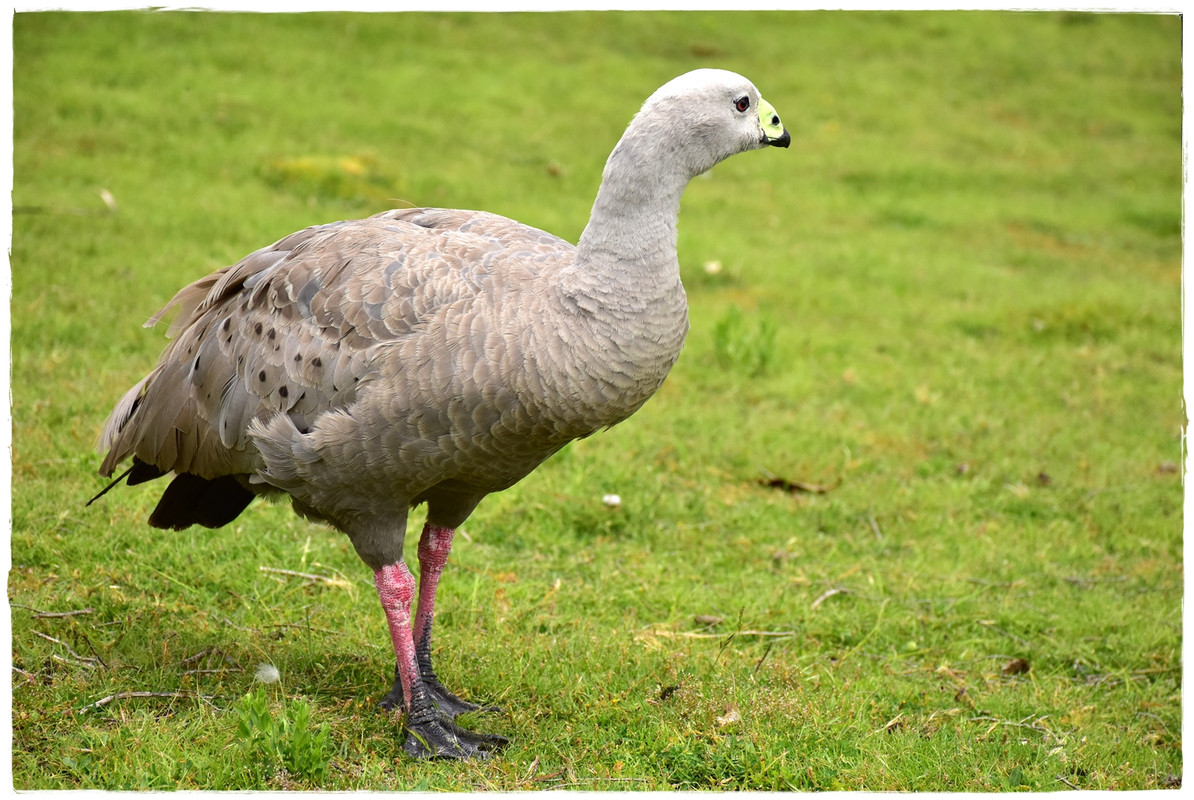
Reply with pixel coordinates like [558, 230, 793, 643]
[233, 687, 331, 785]
[712, 305, 778, 378]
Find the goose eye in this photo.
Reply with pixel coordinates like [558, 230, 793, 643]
[734, 96, 750, 113]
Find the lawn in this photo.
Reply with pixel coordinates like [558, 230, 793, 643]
[8, 9, 1182, 790]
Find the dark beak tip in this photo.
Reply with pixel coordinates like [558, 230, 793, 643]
[769, 130, 792, 149]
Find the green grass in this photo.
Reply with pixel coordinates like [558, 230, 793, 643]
[10, 9, 1182, 791]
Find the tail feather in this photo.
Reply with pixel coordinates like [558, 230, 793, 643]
[127, 458, 167, 486]
[88, 456, 254, 531]
[87, 458, 166, 506]
[148, 473, 256, 530]
[97, 374, 153, 476]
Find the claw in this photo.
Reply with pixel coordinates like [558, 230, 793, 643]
[379, 668, 501, 718]
[425, 674, 503, 717]
[403, 715, 509, 760]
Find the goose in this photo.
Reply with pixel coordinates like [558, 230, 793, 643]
[92, 68, 789, 760]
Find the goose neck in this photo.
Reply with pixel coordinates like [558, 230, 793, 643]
[574, 129, 690, 274]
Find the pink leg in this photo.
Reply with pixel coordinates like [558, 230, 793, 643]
[373, 562, 419, 713]
[414, 523, 454, 651]
[373, 557, 506, 759]
[411, 523, 498, 717]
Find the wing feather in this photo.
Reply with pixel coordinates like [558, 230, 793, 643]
[97, 208, 572, 481]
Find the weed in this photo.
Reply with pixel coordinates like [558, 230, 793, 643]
[233, 688, 332, 786]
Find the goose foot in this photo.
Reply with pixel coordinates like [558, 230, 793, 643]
[403, 714, 509, 761]
[380, 670, 501, 719]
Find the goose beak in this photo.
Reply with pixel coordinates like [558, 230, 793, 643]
[758, 97, 790, 148]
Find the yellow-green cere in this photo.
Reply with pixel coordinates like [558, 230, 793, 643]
[758, 97, 784, 138]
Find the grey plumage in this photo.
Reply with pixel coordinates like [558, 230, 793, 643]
[94, 68, 789, 759]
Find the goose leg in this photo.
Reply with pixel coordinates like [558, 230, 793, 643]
[379, 523, 502, 719]
[415, 523, 504, 717]
[372, 562, 504, 760]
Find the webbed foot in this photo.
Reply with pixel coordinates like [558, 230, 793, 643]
[403, 714, 509, 760]
[379, 670, 501, 718]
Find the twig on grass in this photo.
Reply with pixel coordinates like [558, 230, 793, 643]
[811, 587, 848, 609]
[258, 566, 352, 587]
[78, 632, 110, 670]
[11, 604, 96, 619]
[41, 607, 96, 619]
[1055, 775, 1080, 790]
[221, 617, 257, 633]
[32, 630, 72, 649]
[180, 646, 244, 678]
[51, 654, 98, 670]
[33, 630, 101, 668]
[13, 666, 38, 684]
[642, 626, 798, 640]
[183, 667, 245, 677]
[179, 646, 222, 666]
[77, 690, 214, 715]
[753, 640, 776, 675]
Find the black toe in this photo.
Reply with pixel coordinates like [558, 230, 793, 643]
[380, 670, 500, 719]
[403, 716, 508, 760]
[425, 675, 503, 718]
[378, 685, 404, 712]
